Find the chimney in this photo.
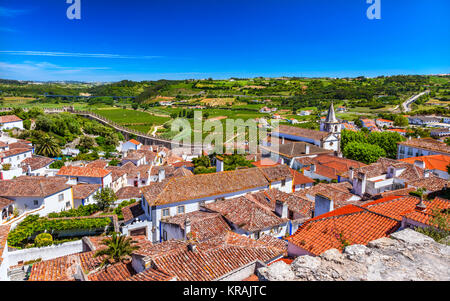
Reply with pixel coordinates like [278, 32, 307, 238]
[158, 168, 165, 182]
[216, 156, 224, 172]
[305, 145, 310, 155]
[275, 200, 288, 219]
[314, 194, 334, 217]
[414, 160, 425, 170]
[416, 196, 427, 211]
[26, 164, 32, 175]
[349, 167, 354, 180]
[184, 218, 191, 240]
[281, 137, 285, 145]
[137, 172, 140, 182]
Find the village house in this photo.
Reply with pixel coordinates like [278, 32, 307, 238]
[397, 137, 450, 159]
[0, 115, 23, 131]
[56, 166, 113, 189]
[296, 154, 366, 182]
[115, 186, 143, 203]
[159, 211, 231, 242]
[121, 139, 142, 153]
[400, 154, 450, 180]
[261, 141, 333, 169]
[375, 118, 394, 128]
[340, 158, 434, 198]
[0, 176, 73, 217]
[286, 204, 399, 257]
[72, 184, 102, 208]
[20, 155, 55, 177]
[360, 119, 380, 132]
[203, 193, 290, 239]
[272, 104, 341, 153]
[27, 231, 286, 281]
[134, 165, 292, 242]
[408, 116, 441, 126]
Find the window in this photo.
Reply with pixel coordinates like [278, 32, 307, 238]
[162, 230, 167, 241]
[66, 202, 71, 208]
[33, 200, 38, 206]
[58, 194, 64, 202]
[281, 179, 286, 187]
[177, 205, 185, 214]
[198, 201, 205, 209]
[162, 209, 169, 217]
[254, 231, 260, 239]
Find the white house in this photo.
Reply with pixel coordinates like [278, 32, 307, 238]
[72, 184, 102, 208]
[0, 176, 73, 217]
[397, 138, 450, 159]
[56, 166, 113, 189]
[136, 165, 292, 242]
[121, 139, 142, 153]
[0, 115, 23, 130]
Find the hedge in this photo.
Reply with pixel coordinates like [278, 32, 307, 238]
[8, 215, 112, 249]
[48, 204, 100, 218]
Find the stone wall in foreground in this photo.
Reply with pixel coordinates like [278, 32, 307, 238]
[258, 229, 450, 281]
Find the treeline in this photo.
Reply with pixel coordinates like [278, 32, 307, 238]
[341, 130, 405, 164]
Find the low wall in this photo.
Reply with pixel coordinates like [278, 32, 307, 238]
[4, 240, 83, 267]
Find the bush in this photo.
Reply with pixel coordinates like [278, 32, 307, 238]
[49, 160, 64, 169]
[35, 233, 53, 247]
[114, 199, 137, 220]
[7, 214, 111, 249]
[48, 204, 100, 218]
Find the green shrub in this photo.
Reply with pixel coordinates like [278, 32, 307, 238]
[35, 233, 53, 247]
[48, 204, 100, 218]
[7, 215, 111, 249]
[114, 199, 137, 220]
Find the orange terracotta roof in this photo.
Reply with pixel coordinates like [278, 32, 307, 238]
[402, 197, 450, 227]
[287, 205, 399, 256]
[400, 154, 450, 172]
[0, 115, 22, 123]
[251, 158, 279, 167]
[57, 166, 111, 178]
[362, 196, 424, 221]
[128, 139, 141, 145]
[290, 168, 314, 186]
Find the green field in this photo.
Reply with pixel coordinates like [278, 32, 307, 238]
[91, 108, 171, 134]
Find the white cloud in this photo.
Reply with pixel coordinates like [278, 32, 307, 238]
[0, 50, 162, 59]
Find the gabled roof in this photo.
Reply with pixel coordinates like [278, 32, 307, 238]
[290, 168, 314, 186]
[116, 186, 142, 200]
[142, 168, 269, 207]
[0, 115, 22, 123]
[127, 139, 141, 146]
[362, 196, 423, 221]
[402, 197, 450, 227]
[0, 147, 32, 159]
[161, 211, 231, 242]
[85, 160, 109, 169]
[57, 166, 111, 178]
[72, 184, 101, 200]
[121, 201, 145, 223]
[407, 176, 449, 192]
[287, 205, 399, 256]
[398, 138, 450, 155]
[148, 232, 285, 281]
[274, 125, 329, 141]
[20, 155, 54, 172]
[204, 194, 288, 232]
[400, 154, 450, 172]
[0, 176, 71, 198]
[261, 141, 332, 159]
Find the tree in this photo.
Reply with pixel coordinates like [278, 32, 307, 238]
[93, 232, 140, 269]
[77, 136, 96, 151]
[35, 233, 53, 247]
[393, 115, 408, 127]
[93, 188, 117, 211]
[343, 142, 386, 164]
[35, 135, 61, 158]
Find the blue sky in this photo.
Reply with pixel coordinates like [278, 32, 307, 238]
[0, 0, 449, 82]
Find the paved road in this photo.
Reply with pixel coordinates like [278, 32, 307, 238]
[402, 91, 429, 112]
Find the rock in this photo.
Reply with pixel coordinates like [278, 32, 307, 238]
[344, 244, 370, 256]
[258, 261, 296, 281]
[291, 255, 321, 270]
[367, 237, 396, 249]
[390, 228, 434, 245]
[320, 249, 344, 264]
[258, 229, 450, 281]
